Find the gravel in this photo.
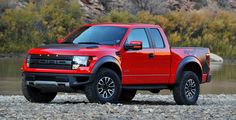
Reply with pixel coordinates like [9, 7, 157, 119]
[0, 94, 236, 120]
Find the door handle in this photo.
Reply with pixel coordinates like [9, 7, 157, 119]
[148, 53, 154, 59]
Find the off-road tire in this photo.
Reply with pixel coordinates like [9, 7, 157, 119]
[85, 68, 121, 104]
[149, 89, 160, 94]
[173, 71, 200, 105]
[119, 89, 136, 102]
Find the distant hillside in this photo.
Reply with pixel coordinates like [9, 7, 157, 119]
[78, 0, 236, 20]
[1, 0, 236, 20]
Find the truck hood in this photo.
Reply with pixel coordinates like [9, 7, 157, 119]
[28, 44, 118, 56]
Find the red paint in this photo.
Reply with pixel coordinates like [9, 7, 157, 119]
[22, 24, 211, 85]
[202, 74, 208, 83]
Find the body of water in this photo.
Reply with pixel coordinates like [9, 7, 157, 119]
[0, 58, 235, 95]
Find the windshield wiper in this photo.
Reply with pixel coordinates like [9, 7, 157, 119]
[61, 41, 71, 44]
[77, 42, 101, 45]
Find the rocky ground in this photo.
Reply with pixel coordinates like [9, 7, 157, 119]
[0, 94, 236, 120]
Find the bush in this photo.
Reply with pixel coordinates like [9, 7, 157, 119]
[0, 0, 82, 53]
[0, 2, 236, 58]
[93, 10, 236, 58]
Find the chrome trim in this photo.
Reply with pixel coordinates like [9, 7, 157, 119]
[27, 81, 70, 87]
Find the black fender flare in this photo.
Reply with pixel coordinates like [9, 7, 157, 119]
[175, 56, 203, 84]
[91, 56, 121, 74]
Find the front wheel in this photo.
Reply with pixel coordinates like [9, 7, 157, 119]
[85, 68, 121, 104]
[173, 71, 200, 105]
[22, 78, 57, 103]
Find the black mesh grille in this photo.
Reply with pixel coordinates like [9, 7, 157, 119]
[29, 54, 73, 70]
[26, 75, 69, 82]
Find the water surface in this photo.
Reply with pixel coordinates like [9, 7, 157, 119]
[0, 58, 235, 95]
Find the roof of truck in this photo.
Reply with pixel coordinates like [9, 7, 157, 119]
[84, 23, 161, 28]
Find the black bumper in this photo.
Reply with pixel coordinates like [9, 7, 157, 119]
[23, 72, 94, 91]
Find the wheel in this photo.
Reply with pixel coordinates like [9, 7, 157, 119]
[85, 68, 121, 104]
[119, 89, 136, 102]
[149, 89, 160, 94]
[173, 71, 200, 105]
[22, 78, 57, 103]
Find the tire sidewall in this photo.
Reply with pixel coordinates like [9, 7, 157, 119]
[89, 68, 121, 103]
[180, 71, 200, 105]
[119, 89, 137, 102]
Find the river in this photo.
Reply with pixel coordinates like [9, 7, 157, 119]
[0, 57, 235, 95]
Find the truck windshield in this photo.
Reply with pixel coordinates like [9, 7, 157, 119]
[63, 26, 127, 45]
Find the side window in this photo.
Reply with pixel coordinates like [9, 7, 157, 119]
[126, 29, 150, 48]
[149, 28, 165, 48]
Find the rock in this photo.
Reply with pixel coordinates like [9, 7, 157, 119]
[1, 91, 236, 119]
[210, 53, 224, 63]
[77, 0, 105, 21]
[210, 53, 224, 71]
[132, 105, 139, 112]
[143, 108, 154, 113]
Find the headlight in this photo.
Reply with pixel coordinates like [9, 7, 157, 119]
[26, 55, 31, 68]
[72, 56, 89, 69]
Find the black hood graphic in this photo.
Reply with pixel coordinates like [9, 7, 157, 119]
[38, 44, 99, 50]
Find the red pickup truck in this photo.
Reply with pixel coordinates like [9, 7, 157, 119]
[21, 24, 211, 105]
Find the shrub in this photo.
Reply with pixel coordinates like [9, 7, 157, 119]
[0, 0, 82, 53]
[0, 2, 236, 58]
[93, 10, 236, 58]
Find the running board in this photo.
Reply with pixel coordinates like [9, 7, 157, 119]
[122, 85, 169, 90]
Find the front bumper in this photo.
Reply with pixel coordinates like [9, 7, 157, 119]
[23, 72, 94, 92]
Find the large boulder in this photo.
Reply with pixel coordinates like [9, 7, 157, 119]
[210, 53, 223, 63]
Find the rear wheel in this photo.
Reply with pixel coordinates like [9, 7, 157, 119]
[22, 78, 57, 103]
[149, 89, 160, 94]
[173, 71, 200, 105]
[85, 68, 121, 103]
[119, 89, 136, 102]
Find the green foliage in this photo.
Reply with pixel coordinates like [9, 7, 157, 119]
[0, 2, 236, 58]
[93, 10, 236, 58]
[0, 0, 82, 53]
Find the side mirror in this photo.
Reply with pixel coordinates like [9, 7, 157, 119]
[57, 38, 64, 44]
[124, 40, 142, 50]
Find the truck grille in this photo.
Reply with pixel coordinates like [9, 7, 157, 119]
[29, 54, 73, 70]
